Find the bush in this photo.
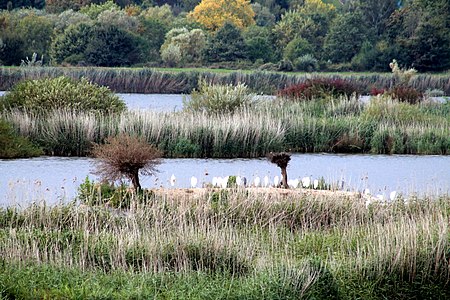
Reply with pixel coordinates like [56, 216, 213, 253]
[0, 76, 126, 113]
[183, 80, 254, 114]
[77, 176, 154, 208]
[0, 118, 42, 158]
[294, 54, 319, 72]
[386, 86, 423, 104]
[278, 78, 360, 100]
[277, 59, 294, 72]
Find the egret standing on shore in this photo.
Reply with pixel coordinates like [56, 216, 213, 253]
[190, 176, 198, 188]
[263, 175, 269, 187]
[253, 176, 261, 187]
[273, 175, 280, 187]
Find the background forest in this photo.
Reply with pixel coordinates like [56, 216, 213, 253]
[0, 0, 449, 72]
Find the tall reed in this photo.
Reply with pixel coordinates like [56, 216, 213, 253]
[1, 67, 450, 95]
[2, 96, 448, 157]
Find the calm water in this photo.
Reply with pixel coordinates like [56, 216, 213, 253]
[1, 154, 448, 206]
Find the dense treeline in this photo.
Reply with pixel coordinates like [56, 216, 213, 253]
[0, 0, 449, 72]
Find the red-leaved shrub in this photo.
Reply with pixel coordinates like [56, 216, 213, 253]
[278, 78, 360, 100]
[370, 87, 386, 96]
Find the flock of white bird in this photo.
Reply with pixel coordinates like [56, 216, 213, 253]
[169, 173, 402, 208]
[170, 174, 324, 189]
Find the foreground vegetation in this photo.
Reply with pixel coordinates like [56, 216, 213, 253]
[0, 190, 449, 299]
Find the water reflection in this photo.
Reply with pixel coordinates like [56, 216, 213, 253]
[1, 154, 448, 206]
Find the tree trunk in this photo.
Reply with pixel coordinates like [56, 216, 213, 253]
[129, 169, 141, 191]
[281, 167, 288, 189]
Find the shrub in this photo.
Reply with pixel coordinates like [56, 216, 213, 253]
[0, 76, 126, 113]
[278, 78, 360, 100]
[294, 54, 319, 72]
[77, 176, 153, 208]
[92, 134, 162, 191]
[370, 87, 386, 96]
[183, 79, 254, 114]
[0, 118, 42, 158]
[278, 59, 294, 72]
[386, 86, 423, 104]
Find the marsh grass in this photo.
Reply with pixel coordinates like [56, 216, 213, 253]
[1, 67, 450, 95]
[0, 190, 449, 299]
[2, 95, 448, 157]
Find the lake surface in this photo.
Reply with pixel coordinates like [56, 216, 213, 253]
[1, 154, 448, 206]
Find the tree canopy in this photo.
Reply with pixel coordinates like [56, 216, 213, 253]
[0, 0, 448, 72]
[188, 0, 255, 31]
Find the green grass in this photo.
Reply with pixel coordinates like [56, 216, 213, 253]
[0, 190, 449, 299]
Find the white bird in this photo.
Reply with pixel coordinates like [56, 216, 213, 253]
[302, 177, 311, 188]
[273, 176, 280, 187]
[288, 179, 299, 188]
[389, 191, 397, 201]
[263, 176, 269, 187]
[212, 177, 218, 187]
[236, 176, 242, 186]
[221, 176, 229, 188]
[253, 176, 261, 187]
[216, 177, 222, 188]
[363, 188, 371, 196]
[190, 176, 198, 188]
[376, 194, 384, 201]
[313, 179, 319, 189]
[170, 174, 176, 187]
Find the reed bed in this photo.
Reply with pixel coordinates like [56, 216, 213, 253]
[1, 67, 450, 95]
[0, 190, 449, 298]
[2, 96, 448, 157]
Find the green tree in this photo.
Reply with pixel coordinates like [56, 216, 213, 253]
[384, 0, 450, 71]
[137, 18, 169, 62]
[243, 25, 277, 63]
[355, 0, 398, 38]
[161, 27, 206, 64]
[50, 22, 93, 65]
[324, 12, 367, 63]
[273, 0, 336, 57]
[16, 14, 54, 62]
[204, 22, 248, 62]
[0, 0, 44, 9]
[79, 0, 121, 19]
[252, 3, 276, 26]
[84, 24, 141, 66]
[283, 37, 313, 63]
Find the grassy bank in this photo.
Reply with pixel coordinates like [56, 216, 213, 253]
[1, 67, 450, 95]
[0, 190, 449, 299]
[2, 96, 448, 157]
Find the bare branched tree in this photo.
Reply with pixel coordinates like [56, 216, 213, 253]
[268, 152, 291, 189]
[92, 134, 162, 191]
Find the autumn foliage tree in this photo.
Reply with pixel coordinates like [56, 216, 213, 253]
[189, 0, 255, 31]
[92, 134, 162, 191]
